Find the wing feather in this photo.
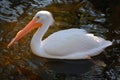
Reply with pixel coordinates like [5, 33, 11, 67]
[42, 29, 109, 56]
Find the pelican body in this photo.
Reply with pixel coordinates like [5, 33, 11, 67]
[8, 11, 112, 59]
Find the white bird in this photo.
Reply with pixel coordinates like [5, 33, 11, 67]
[8, 11, 112, 59]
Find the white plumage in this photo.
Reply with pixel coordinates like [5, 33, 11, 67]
[31, 28, 112, 59]
[8, 11, 112, 59]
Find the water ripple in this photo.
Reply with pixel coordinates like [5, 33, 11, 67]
[0, 0, 52, 22]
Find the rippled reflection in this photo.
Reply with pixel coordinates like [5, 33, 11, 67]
[0, 0, 52, 22]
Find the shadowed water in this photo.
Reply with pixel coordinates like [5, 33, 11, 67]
[0, 0, 120, 80]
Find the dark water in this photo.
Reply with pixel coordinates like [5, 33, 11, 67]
[0, 0, 120, 80]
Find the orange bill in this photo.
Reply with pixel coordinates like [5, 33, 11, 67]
[7, 18, 42, 48]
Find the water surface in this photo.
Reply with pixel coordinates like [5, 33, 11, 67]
[0, 0, 119, 80]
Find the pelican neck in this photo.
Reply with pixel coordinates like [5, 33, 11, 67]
[30, 23, 50, 52]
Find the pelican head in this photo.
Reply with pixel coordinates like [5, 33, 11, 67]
[7, 10, 54, 48]
[33, 11, 54, 26]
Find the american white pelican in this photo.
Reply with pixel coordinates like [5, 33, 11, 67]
[8, 11, 112, 59]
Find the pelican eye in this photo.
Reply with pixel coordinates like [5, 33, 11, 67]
[35, 16, 40, 20]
